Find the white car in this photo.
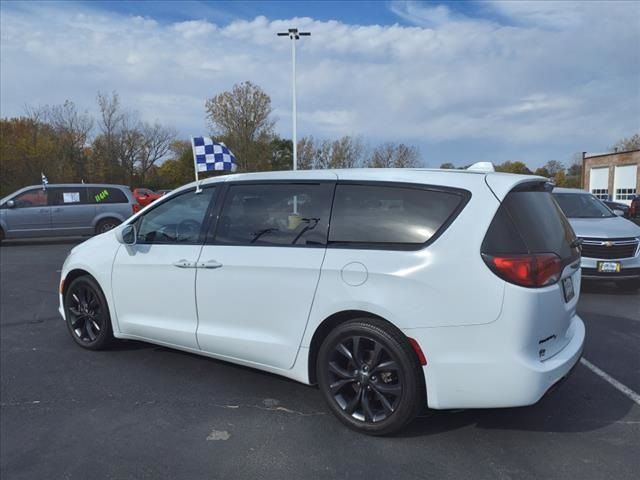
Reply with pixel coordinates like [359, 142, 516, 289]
[58, 169, 585, 435]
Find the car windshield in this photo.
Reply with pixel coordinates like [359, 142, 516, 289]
[553, 192, 614, 218]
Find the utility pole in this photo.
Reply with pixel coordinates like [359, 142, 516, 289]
[277, 28, 310, 171]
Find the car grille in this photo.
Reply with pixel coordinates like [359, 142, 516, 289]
[580, 237, 639, 259]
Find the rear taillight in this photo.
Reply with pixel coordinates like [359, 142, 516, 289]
[132, 203, 140, 214]
[482, 253, 562, 287]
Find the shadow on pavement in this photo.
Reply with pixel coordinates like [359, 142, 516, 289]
[0, 237, 86, 247]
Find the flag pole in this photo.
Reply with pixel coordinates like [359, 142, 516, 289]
[191, 137, 202, 194]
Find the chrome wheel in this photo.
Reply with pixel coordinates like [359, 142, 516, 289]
[326, 335, 402, 423]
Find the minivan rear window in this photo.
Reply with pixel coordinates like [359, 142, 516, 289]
[87, 187, 128, 204]
[482, 189, 579, 262]
[329, 184, 467, 247]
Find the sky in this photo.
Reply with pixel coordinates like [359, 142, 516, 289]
[1, 0, 639, 168]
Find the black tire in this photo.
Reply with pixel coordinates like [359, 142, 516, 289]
[616, 279, 640, 291]
[63, 275, 114, 350]
[316, 317, 425, 436]
[95, 218, 121, 235]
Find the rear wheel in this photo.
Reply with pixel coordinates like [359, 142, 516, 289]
[64, 275, 114, 350]
[95, 218, 121, 235]
[317, 318, 425, 436]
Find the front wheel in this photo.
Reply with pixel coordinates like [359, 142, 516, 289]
[64, 275, 114, 350]
[316, 318, 425, 435]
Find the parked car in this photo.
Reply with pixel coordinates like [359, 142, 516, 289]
[553, 188, 640, 290]
[0, 184, 138, 242]
[629, 195, 640, 226]
[59, 170, 585, 435]
[133, 188, 162, 207]
[602, 200, 630, 218]
[157, 189, 173, 196]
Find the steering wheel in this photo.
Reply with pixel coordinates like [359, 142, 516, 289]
[177, 219, 201, 241]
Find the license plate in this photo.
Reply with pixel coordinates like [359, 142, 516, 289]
[597, 261, 621, 273]
[562, 277, 575, 302]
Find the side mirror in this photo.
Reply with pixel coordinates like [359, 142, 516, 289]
[115, 224, 137, 245]
[613, 209, 625, 217]
[6, 200, 15, 208]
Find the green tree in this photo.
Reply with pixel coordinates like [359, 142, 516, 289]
[495, 161, 531, 174]
[270, 137, 292, 171]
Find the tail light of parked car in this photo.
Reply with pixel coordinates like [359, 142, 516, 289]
[482, 253, 562, 287]
[481, 182, 579, 288]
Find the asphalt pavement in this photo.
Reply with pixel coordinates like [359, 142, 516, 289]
[1, 239, 639, 480]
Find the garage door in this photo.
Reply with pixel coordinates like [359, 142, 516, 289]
[613, 164, 638, 205]
[589, 167, 609, 200]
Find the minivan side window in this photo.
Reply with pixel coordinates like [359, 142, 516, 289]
[329, 184, 466, 247]
[49, 187, 87, 205]
[135, 187, 216, 244]
[87, 187, 128, 204]
[214, 183, 333, 247]
[11, 188, 48, 208]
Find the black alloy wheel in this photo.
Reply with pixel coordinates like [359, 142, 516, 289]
[317, 318, 425, 435]
[327, 336, 402, 423]
[64, 276, 113, 350]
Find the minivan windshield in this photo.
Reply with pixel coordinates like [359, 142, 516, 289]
[552, 192, 614, 219]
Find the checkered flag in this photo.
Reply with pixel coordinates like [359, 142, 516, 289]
[191, 137, 237, 173]
[41, 172, 48, 190]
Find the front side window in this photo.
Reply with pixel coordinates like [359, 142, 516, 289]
[49, 187, 87, 205]
[214, 183, 333, 246]
[329, 184, 466, 247]
[12, 188, 48, 208]
[135, 187, 216, 244]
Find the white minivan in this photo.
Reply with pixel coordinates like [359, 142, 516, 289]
[58, 169, 585, 435]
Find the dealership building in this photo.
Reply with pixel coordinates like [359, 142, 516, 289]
[582, 149, 640, 205]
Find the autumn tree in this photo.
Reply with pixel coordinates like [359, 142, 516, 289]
[611, 133, 640, 152]
[543, 160, 565, 177]
[368, 142, 420, 168]
[205, 81, 275, 172]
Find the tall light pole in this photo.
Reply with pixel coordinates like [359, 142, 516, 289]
[277, 28, 310, 171]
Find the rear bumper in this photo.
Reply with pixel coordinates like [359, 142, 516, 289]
[406, 315, 585, 409]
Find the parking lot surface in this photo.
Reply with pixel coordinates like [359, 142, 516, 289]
[1, 239, 639, 480]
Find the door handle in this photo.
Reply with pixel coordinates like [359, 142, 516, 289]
[173, 259, 196, 268]
[198, 259, 223, 269]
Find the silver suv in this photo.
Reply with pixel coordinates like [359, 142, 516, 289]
[553, 187, 640, 290]
[0, 184, 137, 241]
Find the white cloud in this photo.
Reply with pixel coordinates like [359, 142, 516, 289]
[0, 1, 638, 167]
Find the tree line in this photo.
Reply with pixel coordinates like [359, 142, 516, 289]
[0, 81, 419, 196]
[1, 80, 637, 196]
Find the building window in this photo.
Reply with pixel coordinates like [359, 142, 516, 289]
[615, 188, 637, 201]
[591, 189, 609, 200]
